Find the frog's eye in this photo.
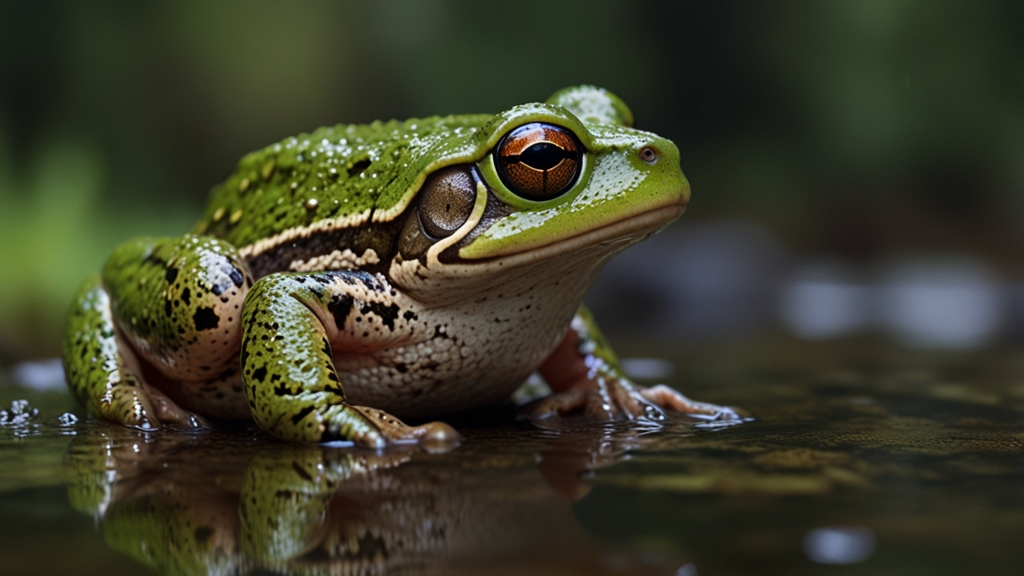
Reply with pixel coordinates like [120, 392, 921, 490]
[495, 123, 582, 200]
[418, 166, 476, 239]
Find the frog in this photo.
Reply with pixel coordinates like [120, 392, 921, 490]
[62, 85, 738, 448]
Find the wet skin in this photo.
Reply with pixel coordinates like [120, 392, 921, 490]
[62, 85, 738, 447]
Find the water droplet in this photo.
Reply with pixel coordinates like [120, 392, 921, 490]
[238, 178, 250, 193]
[229, 209, 243, 225]
[212, 207, 225, 222]
[305, 198, 319, 210]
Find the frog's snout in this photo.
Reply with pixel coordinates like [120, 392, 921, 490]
[678, 177, 691, 207]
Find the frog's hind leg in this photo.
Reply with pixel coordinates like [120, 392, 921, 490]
[63, 275, 208, 430]
[524, 305, 741, 422]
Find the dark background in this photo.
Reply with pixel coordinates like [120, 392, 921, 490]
[1, 0, 1022, 360]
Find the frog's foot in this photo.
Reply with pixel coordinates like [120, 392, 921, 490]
[82, 366, 209, 432]
[350, 406, 462, 450]
[139, 382, 211, 429]
[63, 275, 210, 432]
[522, 377, 740, 423]
[637, 384, 741, 422]
[283, 401, 461, 450]
[521, 374, 664, 422]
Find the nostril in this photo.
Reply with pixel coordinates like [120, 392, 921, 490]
[639, 146, 659, 165]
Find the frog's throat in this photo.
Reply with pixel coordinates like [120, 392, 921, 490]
[460, 199, 684, 268]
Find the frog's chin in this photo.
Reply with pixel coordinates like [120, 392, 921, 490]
[479, 201, 685, 269]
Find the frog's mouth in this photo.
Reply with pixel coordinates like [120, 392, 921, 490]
[463, 195, 686, 267]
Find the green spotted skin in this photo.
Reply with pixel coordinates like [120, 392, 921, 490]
[63, 275, 159, 430]
[239, 449, 371, 563]
[102, 235, 251, 383]
[241, 271, 387, 445]
[62, 85, 715, 445]
[194, 115, 491, 250]
[101, 491, 237, 575]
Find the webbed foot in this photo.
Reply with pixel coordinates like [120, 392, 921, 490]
[521, 378, 740, 423]
[527, 305, 744, 425]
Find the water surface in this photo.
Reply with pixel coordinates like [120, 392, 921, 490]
[1, 338, 1022, 575]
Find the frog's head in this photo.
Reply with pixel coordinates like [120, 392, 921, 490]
[390, 86, 689, 298]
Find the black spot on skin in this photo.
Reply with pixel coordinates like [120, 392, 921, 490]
[274, 382, 291, 396]
[229, 267, 244, 288]
[395, 363, 407, 373]
[164, 299, 172, 317]
[327, 372, 339, 382]
[327, 295, 354, 330]
[403, 310, 417, 321]
[193, 307, 220, 331]
[181, 287, 191, 306]
[309, 286, 323, 299]
[360, 302, 400, 331]
[347, 158, 371, 177]
[165, 267, 179, 284]
[194, 527, 212, 545]
[252, 366, 267, 382]
[291, 405, 315, 425]
[432, 325, 449, 339]
[291, 462, 314, 482]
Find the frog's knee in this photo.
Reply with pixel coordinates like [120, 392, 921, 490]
[158, 237, 252, 380]
[106, 235, 253, 382]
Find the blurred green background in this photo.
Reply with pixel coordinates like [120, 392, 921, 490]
[0, 0, 1021, 360]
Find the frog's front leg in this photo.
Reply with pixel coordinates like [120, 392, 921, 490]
[525, 306, 740, 422]
[242, 270, 460, 447]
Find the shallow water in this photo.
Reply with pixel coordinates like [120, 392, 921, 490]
[1, 338, 1022, 575]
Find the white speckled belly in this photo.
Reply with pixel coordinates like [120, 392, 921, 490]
[338, 247, 612, 420]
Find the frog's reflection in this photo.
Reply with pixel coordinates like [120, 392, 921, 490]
[64, 422, 679, 575]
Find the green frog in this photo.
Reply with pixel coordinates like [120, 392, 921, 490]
[62, 85, 737, 447]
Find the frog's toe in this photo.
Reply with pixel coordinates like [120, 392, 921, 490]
[138, 383, 210, 429]
[638, 384, 743, 421]
[125, 408, 160, 432]
[350, 406, 462, 450]
[97, 375, 162, 431]
[519, 384, 595, 421]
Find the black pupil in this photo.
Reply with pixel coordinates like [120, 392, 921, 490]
[518, 142, 571, 170]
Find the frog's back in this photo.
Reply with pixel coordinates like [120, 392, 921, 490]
[194, 114, 492, 277]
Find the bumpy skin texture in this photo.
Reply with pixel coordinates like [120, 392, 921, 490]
[64, 275, 162, 430]
[241, 270, 457, 445]
[63, 85, 735, 445]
